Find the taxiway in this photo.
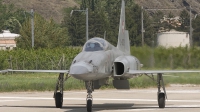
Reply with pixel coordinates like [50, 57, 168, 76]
[0, 85, 200, 112]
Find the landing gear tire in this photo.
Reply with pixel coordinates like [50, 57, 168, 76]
[55, 92, 63, 108]
[87, 99, 92, 112]
[158, 92, 165, 108]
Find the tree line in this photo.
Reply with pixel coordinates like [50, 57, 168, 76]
[0, 0, 200, 49]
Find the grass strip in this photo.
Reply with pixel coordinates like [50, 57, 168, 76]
[0, 72, 200, 92]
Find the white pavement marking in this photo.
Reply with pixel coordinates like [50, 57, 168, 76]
[116, 109, 159, 111]
[115, 90, 200, 93]
[167, 105, 200, 107]
[0, 97, 53, 100]
[1, 97, 200, 103]
[0, 100, 22, 102]
[67, 90, 200, 94]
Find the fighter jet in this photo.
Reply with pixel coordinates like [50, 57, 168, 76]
[2, 0, 200, 112]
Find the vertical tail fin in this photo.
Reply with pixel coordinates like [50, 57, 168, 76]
[117, 0, 130, 55]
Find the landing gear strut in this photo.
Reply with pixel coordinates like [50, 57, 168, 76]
[53, 73, 68, 108]
[157, 73, 167, 108]
[86, 81, 93, 112]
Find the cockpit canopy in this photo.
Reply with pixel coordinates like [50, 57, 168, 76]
[83, 37, 108, 52]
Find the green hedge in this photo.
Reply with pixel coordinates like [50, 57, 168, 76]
[131, 46, 200, 69]
[1, 46, 200, 70]
[0, 47, 81, 70]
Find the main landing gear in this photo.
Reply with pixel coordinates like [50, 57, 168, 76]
[85, 81, 93, 112]
[53, 73, 69, 108]
[146, 73, 167, 108]
[157, 73, 167, 108]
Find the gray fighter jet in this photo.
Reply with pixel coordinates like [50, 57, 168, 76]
[2, 0, 200, 112]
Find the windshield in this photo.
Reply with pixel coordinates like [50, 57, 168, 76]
[84, 42, 103, 51]
[83, 38, 107, 52]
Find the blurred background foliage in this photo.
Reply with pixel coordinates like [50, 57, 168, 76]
[1, 0, 200, 70]
[0, 0, 198, 48]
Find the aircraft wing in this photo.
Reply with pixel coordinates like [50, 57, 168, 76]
[6, 69, 69, 73]
[128, 70, 200, 75]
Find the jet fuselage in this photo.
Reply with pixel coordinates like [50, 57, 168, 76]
[69, 37, 130, 81]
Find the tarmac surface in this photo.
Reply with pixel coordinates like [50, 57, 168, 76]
[1, 85, 200, 112]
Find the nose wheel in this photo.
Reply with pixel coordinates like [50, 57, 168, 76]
[87, 99, 92, 112]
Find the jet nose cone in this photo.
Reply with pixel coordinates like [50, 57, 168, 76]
[70, 66, 90, 75]
[69, 62, 93, 80]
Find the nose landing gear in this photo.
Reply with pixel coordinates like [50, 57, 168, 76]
[86, 81, 93, 112]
